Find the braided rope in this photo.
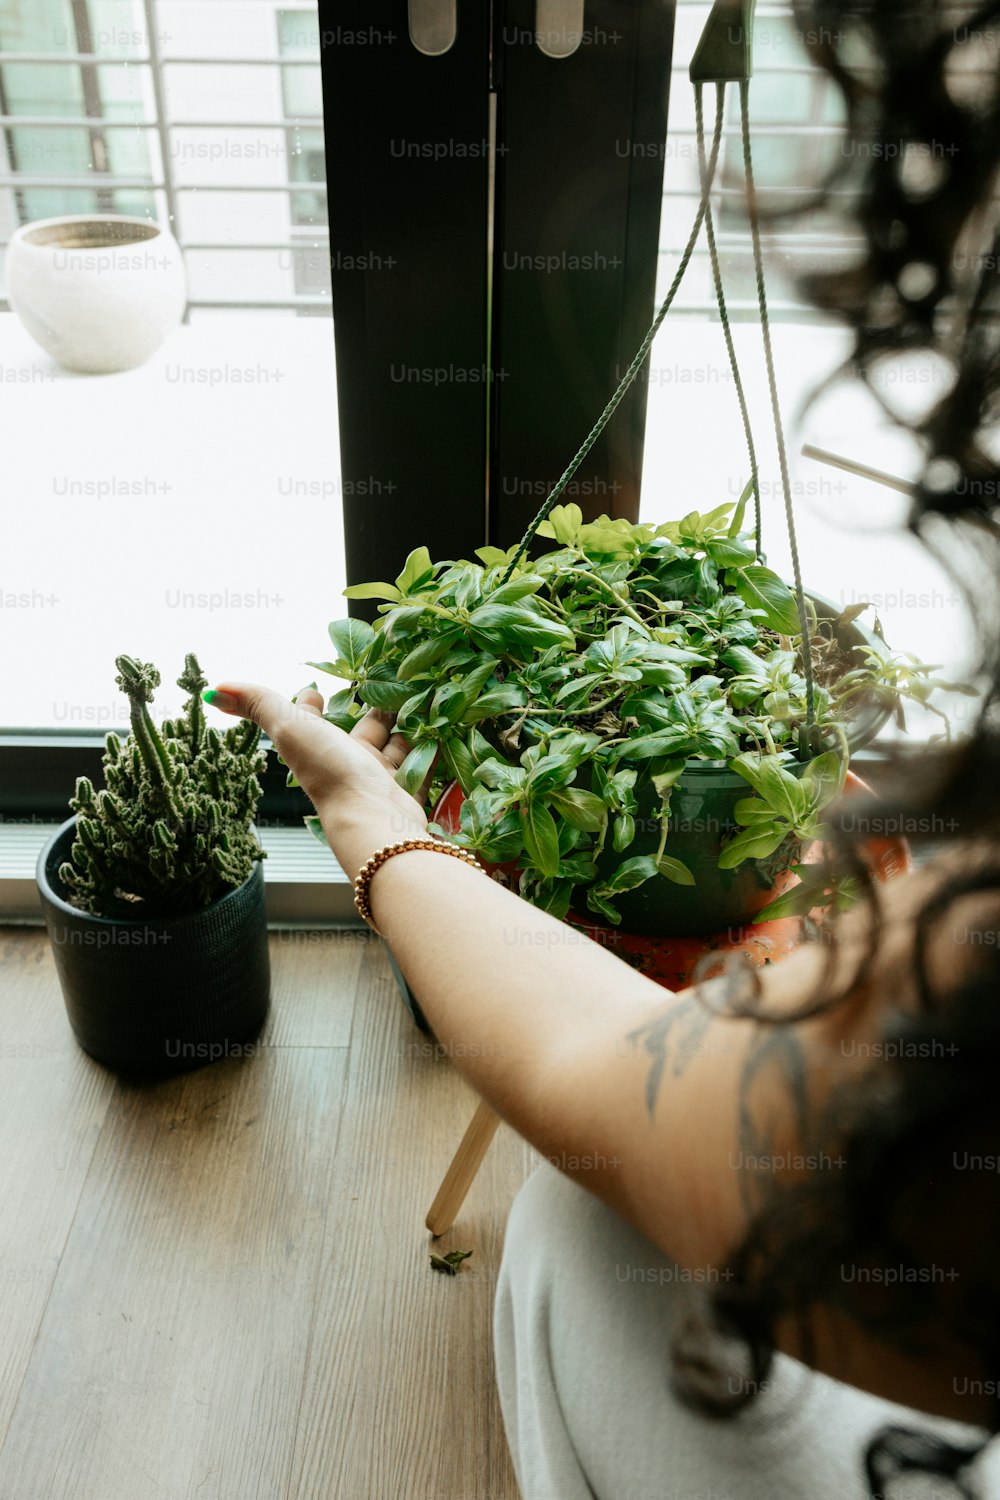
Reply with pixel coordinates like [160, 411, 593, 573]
[499, 86, 727, 586]
[740, 79, 817, 738]
[696, 83, 763, 560]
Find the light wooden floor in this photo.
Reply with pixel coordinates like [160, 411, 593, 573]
[0, 927, 537, 1500]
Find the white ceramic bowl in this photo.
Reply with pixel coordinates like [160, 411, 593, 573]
[4, 214, 187, 374]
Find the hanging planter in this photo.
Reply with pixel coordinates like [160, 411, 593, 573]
[311, 512, 959, 944]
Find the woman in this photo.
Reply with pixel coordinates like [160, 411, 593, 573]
[204, 3, 1000, 1493]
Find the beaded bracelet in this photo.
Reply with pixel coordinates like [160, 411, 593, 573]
[353, 837, 485, 936]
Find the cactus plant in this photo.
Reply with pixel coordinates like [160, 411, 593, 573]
[59, 653, 267, 917]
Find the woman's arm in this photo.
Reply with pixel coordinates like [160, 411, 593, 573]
[205, 680, 875, 1268]
[204, 681, 984, 1421]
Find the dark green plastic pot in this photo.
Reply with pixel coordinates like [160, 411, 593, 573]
[36, 818, 271, 1076]
[586, 762, 801, 936]
[500, 589, 893, 938]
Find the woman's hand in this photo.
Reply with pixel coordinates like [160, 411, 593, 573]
[202, 682, 436, 859]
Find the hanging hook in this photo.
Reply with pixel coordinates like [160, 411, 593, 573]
[536, 0, 585, 58]
[690, 0, 756, 83]
[408, 0, 457, 56]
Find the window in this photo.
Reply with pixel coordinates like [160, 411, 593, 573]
[0, 0, 337, 851]
[660, 1, 853, 317]
[0, 1, 969, 908]
[0, 0, 330, 313]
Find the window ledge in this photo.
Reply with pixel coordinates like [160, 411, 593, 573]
[0, 823, 362, 928]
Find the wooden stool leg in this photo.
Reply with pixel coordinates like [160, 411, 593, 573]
[425, 1098, 502, 1237]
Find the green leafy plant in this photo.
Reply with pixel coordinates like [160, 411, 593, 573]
[60, 654, 266, 917]
[720, 748, 846, 870]
[308, 495, 969, 925]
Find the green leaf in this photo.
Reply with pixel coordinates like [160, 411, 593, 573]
[617, 729, 688, 761]
[801, 750, 846, 810]
[474, 758, 525, 792]
[521, 800, 562, 878]
[656, 855, 696, 885]
[395, 739, 437, 797]
[474, 544, 520, 567]
[455, 656, 501, 712]
[535, 503, 583, 545]
[488, 574, 546, 606]
[548, 788, 609, 833]
[708, 536, 755, 569]
[479, 808, 525, 863]
[750, 871, 825, 923]
[318, 688, 360, 730]
[461, 684, 528, 723]
[728, 476, 755, 537]
[606, 855, 659, 893]
[732, 567, 803, 636]
[718, 823, 790, 870]
[836, 603, 871, 628]
[695, 555, 722, 602]
[469, 601, 573, 639]
[763, 690, 792, 720]
[432, 682, 472, 724]
[469, 727, 495, 764]
[304, 815, 328, 845]
[612, 812, 635, 851]
[305, 659, 346, 679]
[733, 796, 781, 826]
[397, 633, 460, 680]
[342, 580, 402, 602]
[357, 676, 414, 712]
[554, 672, 606, 708]
[430, 1248, 473, 1275]
[327, 617, 376, 671]
[577, 523, 635, 555]
[585, 887, 623, 925]
[394, 686, 435, 727]
[527, 752, 581, 795]
[536, 879, 574, 920]
[720, 645, 767, 678]
[441, 735, 479, 794]
[731, 753, 807, 825]
[382, 604, 433, 648]
[442, 1248, 473, 1268]
[651, 761, 687, 796]
[395, 546, 435, 594]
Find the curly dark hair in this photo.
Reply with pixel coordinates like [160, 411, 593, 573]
[676, 3, 1000, 1493]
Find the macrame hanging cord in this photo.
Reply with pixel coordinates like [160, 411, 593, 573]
[499, 71, 819, 747]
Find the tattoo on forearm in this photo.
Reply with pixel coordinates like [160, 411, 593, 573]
[625, 994, 716, 1117]
[626, 995, 812, 1224]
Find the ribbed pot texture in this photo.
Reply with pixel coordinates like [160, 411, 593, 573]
[36, 818, 270, 1076]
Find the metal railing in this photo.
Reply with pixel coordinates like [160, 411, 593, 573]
[0, 0, 330, 314]
[0, 0, 863, 320]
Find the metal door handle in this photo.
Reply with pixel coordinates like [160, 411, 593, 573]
[408, 0, 457, 56]
[536, 0, 585, 58]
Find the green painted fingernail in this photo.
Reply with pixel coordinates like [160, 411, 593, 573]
[202, 688, 238, 711]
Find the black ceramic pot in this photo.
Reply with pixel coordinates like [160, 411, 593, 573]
[36, 818, 270, 1076]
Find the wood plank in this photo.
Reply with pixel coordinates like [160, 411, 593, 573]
[288, 942, 538, 1500]
[263, 927, 367, 1048]
[0, 931, 117, 1446]
[0, 928, 534, 1498]
[0, 1041, 351, 1500]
